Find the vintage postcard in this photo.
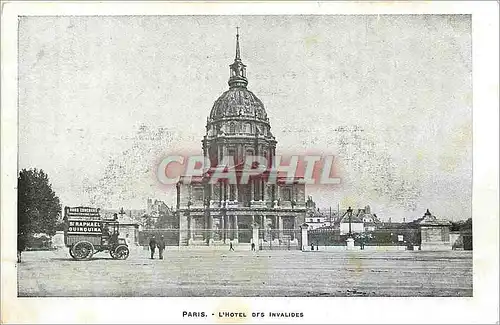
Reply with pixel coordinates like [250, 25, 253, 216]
[1, 1, 498, 324]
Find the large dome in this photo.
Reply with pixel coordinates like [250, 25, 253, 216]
[209, 87, 269, 122]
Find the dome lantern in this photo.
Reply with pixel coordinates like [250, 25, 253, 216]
[228, 27, 248, 89]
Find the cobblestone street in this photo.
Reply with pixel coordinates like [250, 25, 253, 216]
[17, 248, 472, 297]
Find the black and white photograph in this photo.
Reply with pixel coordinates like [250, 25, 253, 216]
[1, 1, 498, 324]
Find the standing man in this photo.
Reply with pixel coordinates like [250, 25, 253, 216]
[229, 239, 235, 251]
[157, 235, 166, 260]
[149, 235, 157, 259]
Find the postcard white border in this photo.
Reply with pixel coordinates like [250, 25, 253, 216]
[1, 1, 498, 324]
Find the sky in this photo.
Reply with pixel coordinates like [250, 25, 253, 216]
[18, 15, 472, 221]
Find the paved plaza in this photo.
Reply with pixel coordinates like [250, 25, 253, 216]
[17, 248, 472, 297]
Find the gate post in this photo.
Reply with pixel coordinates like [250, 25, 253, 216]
[252, 221, 259, 251]
[300, 223, 309, 251]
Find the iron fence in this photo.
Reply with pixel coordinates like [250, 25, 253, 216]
[308, 228, 421, 248]
[258, 229, 301, 250]
[139, 228, 302, 249]
[138, 229, 179, 246]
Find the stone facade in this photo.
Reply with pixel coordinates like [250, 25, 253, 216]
[418, 209, 452, 251]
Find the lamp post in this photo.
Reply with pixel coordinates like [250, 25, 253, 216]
[347, 206, 353, 237]
[186, 200, 192, 243]
[346, 206, 355, 250]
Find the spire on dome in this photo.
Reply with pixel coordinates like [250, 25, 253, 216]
[235, 26, 241, 60]
[228, 28, 248, 88]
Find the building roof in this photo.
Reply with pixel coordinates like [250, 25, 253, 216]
[417, 209, 451, 226]
[338, 208, 378, 224]
[209, 88, 269, 123]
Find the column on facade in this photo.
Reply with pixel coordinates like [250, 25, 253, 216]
[187, 213, 192, 242]
[250, 179, 255, 201]
[222, 213, 226, 243]
[261, 179, 265, 201]
[190, 215, 195, 241]
[274, 215, 279, 241]
[264, 184, 269, 202]
[207, 214, 213, 243]
[278, 215, 283, 240]
[264, 216, 270, 241]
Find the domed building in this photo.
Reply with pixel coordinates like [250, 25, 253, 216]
[176, 32, 306, 248]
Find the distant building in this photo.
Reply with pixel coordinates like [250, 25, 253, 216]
[339, 212, 364, 235]
[144, 198, 176, 229]
[337, 205, 381, 235]
[305, 197, 336, 229]
[418, 209, 452, 251]
[305, 212, 330, 230]
[102, 208, 146, 224]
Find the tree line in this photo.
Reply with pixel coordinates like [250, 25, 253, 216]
[17, 168, 61, 261]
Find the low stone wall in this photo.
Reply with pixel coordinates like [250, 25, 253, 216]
[363, 245, 408, 251]
[306, 245, 412, 252]
[161, 244, 252, 251]
[420, 242, 452, 251]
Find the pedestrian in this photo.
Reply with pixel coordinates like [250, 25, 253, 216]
[149, 235, 157, 259]
[111, 231, 119, 244]
[157, 235, 166, 260]
[251, 242, 256, 251]
[229, 240, 235, 251]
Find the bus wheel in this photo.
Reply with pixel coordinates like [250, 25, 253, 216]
[72, 241, 94, 260]
[113, 245, 129, 260]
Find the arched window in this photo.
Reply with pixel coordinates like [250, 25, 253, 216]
[282, 188, 292, 201]
[246, 123, 252, 133]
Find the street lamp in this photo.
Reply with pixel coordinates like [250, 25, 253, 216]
[347, 206, 353, 237]
[345, 206, 355, 250]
